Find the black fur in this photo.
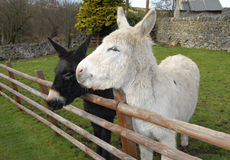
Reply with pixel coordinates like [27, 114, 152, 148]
[47, 37, 116, 160]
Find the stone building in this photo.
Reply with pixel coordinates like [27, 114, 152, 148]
[173, 0, 223, 18]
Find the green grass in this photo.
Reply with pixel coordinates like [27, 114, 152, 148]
[0, 98, 89, 160]
[0, 45, 230, 160]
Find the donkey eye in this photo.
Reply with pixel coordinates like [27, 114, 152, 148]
[107, 46, 120, 52]
[63, 72, 74, 80]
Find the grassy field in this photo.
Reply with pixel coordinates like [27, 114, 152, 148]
[0, 45, 230, 160]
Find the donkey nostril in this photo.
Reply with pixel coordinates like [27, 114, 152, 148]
[77, 67, 85, 75]
[79, 69, 83, 73]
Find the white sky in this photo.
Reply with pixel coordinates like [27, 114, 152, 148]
[130, 0, 230, 8]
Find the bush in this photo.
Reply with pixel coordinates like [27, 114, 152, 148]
[75, 0, 125, 36]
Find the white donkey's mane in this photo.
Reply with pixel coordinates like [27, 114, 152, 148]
[76, 7, 200, 160]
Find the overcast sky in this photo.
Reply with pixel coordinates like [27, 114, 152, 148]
[130, 0, 230, 8]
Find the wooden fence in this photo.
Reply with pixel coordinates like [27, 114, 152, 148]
[0, 63, 230, 160]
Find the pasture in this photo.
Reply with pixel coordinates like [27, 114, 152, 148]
[0, 45, 230, 160]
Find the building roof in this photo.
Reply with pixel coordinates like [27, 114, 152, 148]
[178, 0, 223, 11]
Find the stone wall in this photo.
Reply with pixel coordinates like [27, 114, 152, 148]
[0, 32, 87, 60]
[154, 15, 230, 50]
[0, 41, 56, 60]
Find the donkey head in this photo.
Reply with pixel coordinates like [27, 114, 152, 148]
[76, 7, 156, 90]
[47, 36, 91, 110]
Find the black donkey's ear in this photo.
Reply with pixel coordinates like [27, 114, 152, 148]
[72, 35, 91, 60]
[48, 37, 68, 58]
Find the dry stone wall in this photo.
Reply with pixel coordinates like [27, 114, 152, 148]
[0, 32, 87, 60]
[1, 17, 229, 61]
[154, 15, 230, 50]
[0, 41, 56, 60]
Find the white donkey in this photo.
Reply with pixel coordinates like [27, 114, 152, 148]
[76, 7, 200, 160]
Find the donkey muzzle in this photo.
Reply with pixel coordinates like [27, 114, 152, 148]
[76, 66, 93, 86]
[47, 89, 66, 110]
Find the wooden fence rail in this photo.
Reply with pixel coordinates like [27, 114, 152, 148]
[0, 72, 199, 160]
[0, 91, 105, 160]
[1, 63, 230, 159]
[82, 94, 230, 151]
[0, 82, 135, 160]
[0, 64, 52, 87]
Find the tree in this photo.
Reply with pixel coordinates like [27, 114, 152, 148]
[60, 0, 80, 48]
[0, 0, 80, 45]
[151, 0, 173, 10]
[75, 0, 125, 35]
[0, 0, 33, 44]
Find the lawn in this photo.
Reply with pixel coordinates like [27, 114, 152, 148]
[0, 45, 230, 160]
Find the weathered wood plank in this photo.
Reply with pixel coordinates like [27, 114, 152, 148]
[113, 89, 138, 159]
[6, 62, 22, 111]
[35, 70, 58, 136]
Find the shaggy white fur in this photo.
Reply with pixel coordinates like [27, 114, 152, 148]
[76, 7, 200, 160]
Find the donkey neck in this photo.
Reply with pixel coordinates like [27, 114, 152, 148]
[122, 56, 164, 111]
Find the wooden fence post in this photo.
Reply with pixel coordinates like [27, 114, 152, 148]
[6, 61, 22, 111]
[113, 89, 137, 159]
[35, 70, 59, 136]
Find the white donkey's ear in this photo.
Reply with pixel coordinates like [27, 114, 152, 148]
[117, 7, 130, 29]
[133, 9, 157, 40]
